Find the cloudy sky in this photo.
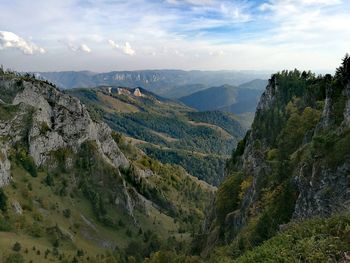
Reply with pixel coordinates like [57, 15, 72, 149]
[0, 0, 349, 72]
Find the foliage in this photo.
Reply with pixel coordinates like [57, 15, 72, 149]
[0, 188, 8, 212]
[0, 104, 19, 121]
[68, 88, 246, 185]
[142, 145, 226, 186]
[12, 242, 21, 252]
[186, 111, 245, 138]
[216, 172, 244, 226]
[210, 56, 350, 261]
[0, 215, 12, 231]
[235, 214, 350, 262]
[13, 148, 37, 177]
[3, 253, 24, 263]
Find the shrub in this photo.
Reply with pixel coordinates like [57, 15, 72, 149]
[4, 253, 24, 263]
[63, 208, 71, 218]
[0, 189, 7, 212]
[12, 242, 21, 252]
[15, 149, 37, 177]
[0, 216, 12, 231]
[216, 172, 244, 226]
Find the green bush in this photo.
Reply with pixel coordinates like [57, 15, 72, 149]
[0, 216, 12, 231]
[0, 189, 7, 212]
[216, 172, 244, 226]
[3, 253, 24, 263]
[15, 149, 37, 177]
[12, 242, 21, 252]
[236, 214, 350, 262]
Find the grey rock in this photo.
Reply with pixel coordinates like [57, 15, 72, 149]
[294, 161, 350, 219]
[11, 200, 23, 215]
[0, 143, 11, 187]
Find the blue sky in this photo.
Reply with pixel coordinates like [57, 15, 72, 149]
[0, 0, 349, 72]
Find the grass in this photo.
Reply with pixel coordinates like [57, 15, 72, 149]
[0, 104, 19, 121]
[1, 162, 180, 261]
[234, 214, 350, 263]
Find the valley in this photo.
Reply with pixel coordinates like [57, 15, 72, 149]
[66, 86, 246, 186]
[0, 55, 350, 263]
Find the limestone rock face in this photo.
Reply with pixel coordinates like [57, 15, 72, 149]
[12, 81, 128, 168]
[0, 143, 11, 187]
[133, 88, 142, 97]
[256, 76, 276, 112]
[344, 83, 350, 127]
[294, 161, 350, 219]
[0, 77, 135, 217]
[12, 200, 23, 215]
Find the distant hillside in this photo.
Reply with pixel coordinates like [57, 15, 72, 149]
[179, 79, 266, 115]
[237, 78, 268, 90]
[67, 86, 246, 185]
[34, 70, 270, 98]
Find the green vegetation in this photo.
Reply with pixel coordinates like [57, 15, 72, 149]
[142, 146, 226, 185]
[68, 87, 246, 185]
[235, 214, 350, 262]
[0, 189, 7, 212]
[199, 54, 350, 262]
[0, 104, 20, 121]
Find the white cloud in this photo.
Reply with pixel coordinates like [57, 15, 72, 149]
[79, 44, 91, 53]
[301, 0, 341, 5]
[0, 31, 45, 55]
[64, 42, 91, 53]
[108, 40, 135, 56]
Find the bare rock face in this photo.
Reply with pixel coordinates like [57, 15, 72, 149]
[0, 143, 11, 187]
[344, 83, 350, 127]
[11, 200, 23, 215]
[256, 76, 276, 112]
[117, 88, 131, 95]
[133, 88, 142, 97]
[12, 81, 129, 168]
[294, 161, 350, 219]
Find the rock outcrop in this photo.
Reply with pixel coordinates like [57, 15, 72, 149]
[12, 81, 129, 168]
[0, 76, 139, 218]
[202, 58, 350, 254]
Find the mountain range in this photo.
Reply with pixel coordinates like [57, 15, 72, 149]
[0, 55, 349, 262]
[34, 70, 270, 98]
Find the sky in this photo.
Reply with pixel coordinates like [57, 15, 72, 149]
[0, 0, 349, 72]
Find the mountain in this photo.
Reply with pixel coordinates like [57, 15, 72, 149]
[196, 56, 350, 262]
[66, 86, 246, 186]
[236, 79, 268, 90]
[0, 70, 214, 262]
[34, 70, 270, 98]
[179, 79, 267, 115]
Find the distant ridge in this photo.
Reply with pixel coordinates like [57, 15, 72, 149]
[179, 79, 267, 114]
[34, 70, 270, 98]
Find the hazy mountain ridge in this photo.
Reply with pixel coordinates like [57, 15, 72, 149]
[179, 79, 267, 115]
[34, 70, 270, 98]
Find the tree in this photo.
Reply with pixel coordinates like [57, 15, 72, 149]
[4, 253, 24, 263]
[0, 189, 7, 212]
[12, 242, 21, 252]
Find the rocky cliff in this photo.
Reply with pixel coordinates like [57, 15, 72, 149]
[200, 55, 350, 260]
